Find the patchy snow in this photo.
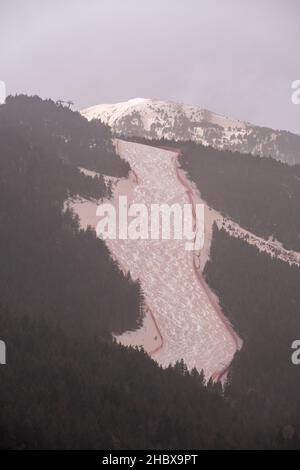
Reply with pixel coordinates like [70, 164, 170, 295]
[81, 98, 247, 138]
[81, 98, 300, 165]
[81, 98, 152, 126]
[220, 219, 300, 267]
[65, 197, 98, 228]
[78, 166, 119, 188]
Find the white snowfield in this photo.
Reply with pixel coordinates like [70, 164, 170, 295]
[81, 98, 300, 165]
[81, 98, 248, 134]
[104, 140, 239, 379]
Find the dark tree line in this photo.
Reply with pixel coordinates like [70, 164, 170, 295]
[0, 95, 130, 177]
[205, 226, 300, 447]
[0, 306, 232, 450]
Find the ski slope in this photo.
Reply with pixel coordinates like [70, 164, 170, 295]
[68, 139, 241, 379]
[107, 140, 240, 379]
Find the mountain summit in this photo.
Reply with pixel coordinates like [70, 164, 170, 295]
[82, 99, 300, 165]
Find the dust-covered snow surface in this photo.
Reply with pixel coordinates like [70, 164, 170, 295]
[67, 139, 299, 380]
[104, 140, 240, 381]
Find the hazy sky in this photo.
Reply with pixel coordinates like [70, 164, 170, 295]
[1, 0, 300, 133]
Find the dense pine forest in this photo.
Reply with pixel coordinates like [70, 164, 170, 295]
[0, 306, 230, 450]
[1, 229, 299, 449]
[205, 227, 300, 447]
[0, 97, 300, 449]
[0, 95, 130, 177]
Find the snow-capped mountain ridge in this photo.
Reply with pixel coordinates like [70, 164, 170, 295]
[81, 98, 300, 165]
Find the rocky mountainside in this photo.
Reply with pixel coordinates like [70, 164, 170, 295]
[82, 98, 300, 165]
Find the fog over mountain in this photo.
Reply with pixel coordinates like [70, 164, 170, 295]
[1, 0, 300, 133]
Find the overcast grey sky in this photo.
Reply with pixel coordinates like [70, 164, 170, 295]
[1, 0, 300, 133]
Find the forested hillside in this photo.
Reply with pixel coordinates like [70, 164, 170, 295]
[0, 98, 141, 338]
[0, 95, 130, 177]
[1, 225, 300, 449]
[0, 99, 300, 449]
[205, 226, 300, 446]
[0, 306, 229, 450]
[180, 143, 300, 251]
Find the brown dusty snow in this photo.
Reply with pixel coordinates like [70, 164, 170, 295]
[68, 141, 241, 378]
[67, 140, 299, 379]
[104, 140, 239, 379]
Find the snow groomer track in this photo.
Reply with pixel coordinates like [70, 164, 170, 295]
[108, 140, 241, 381]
